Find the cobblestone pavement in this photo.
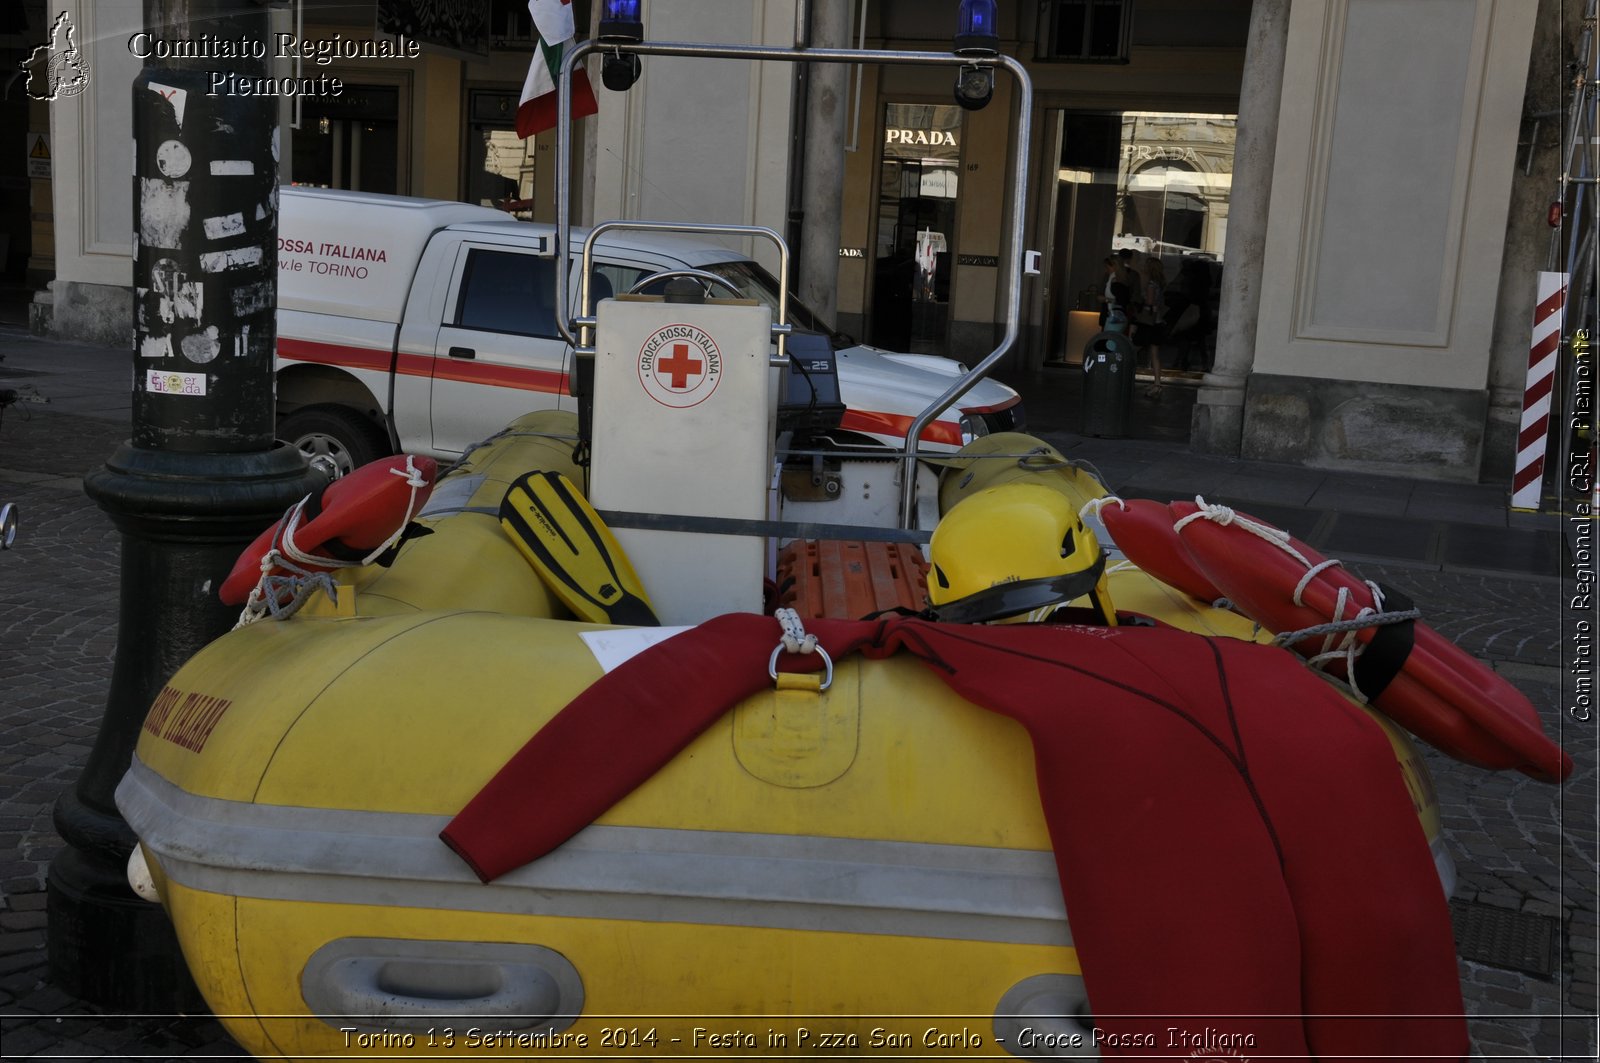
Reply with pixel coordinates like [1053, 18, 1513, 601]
[1, 355, 1596, 1059]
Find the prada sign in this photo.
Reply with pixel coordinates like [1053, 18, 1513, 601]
[883, 103, 963, 161]
[885, 128, 958, 147]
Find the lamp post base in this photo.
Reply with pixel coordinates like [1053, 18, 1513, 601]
[46, 442, 322, 1011]
[47, 845, 206, 1013]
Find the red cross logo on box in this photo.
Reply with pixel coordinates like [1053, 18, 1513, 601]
[656, 344, 702, 389]
[638, 323, 722, 408]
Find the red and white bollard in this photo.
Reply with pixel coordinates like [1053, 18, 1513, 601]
[1512, 272, 1567, 511]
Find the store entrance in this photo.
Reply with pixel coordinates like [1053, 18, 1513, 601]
[1043, 109, 1235, 376]
[870, 103, 963, 356]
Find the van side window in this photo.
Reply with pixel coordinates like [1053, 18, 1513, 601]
[592, 263, 648, 299]
[455, 250, 558, 337]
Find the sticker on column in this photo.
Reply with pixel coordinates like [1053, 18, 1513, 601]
[150, 257, 201, 323]
[139, 333, 173, 359]
[180, 325, 221, 364]
[139, 179, 190, 250]
[202, 213, 245, 240]
[638, 323, 722, 408]
[231, 280, 273, 317]
[147, 82, 186, 126]
[200, 246, 262, 273]
[154, 140, 191, 179]
[151, 259, 201, 324]
[147, 369, 206, 396]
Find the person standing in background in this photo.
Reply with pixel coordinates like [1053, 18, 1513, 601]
[1115, 248, 1144, 322]
[1099, 256, 1119, 327]
[1170, 257, 1215, 371]
[1137, 256, 1168, 395]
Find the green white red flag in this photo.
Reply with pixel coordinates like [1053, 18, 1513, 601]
[518, 0, 598, 139]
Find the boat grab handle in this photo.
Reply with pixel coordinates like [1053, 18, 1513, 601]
[302, 938, 584, 1034]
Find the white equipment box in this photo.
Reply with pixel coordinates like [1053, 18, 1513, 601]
[589, 296, 774, 625]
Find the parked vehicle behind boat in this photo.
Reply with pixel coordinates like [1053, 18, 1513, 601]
[273, 187, 1024, 478]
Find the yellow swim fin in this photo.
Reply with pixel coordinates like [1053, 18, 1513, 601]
[499, 471, 660, 626]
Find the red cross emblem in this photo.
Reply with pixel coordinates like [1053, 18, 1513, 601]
[638, 323, 722, 408]
[656, 343, 704, 390]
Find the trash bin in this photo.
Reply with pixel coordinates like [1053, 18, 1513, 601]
[1081, 330, 1136, 438]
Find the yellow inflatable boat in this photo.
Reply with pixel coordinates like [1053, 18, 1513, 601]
[116, 395, 1467, 1060]
[106, 29, 1538, 1057]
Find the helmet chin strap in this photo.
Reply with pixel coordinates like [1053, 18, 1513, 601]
[929, 554, 1110, 625]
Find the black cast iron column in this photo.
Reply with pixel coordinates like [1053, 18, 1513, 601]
[47, 0, 322, 1011]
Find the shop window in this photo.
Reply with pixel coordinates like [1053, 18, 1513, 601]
[489, 0, 535, 45]
[487, 0, 592, 47]
[467, 90, 535, 213]
[1038, 0, 1133, 63]
[377, 0, 490, 58]
[1113, 113, 1233, 263]
[1047, 110, 1235, 370]
[487, 0, 591, 46]
[871, 103, 963, 356]
[291, 84, 404, 194]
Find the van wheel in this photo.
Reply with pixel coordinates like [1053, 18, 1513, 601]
[279, 406, 390, 480]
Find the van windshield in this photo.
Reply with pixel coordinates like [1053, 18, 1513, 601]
[701, 261, 832, 333]
[629, 261, 845, 346]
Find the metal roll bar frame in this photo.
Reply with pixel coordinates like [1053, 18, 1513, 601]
[576, 220, 794, 367]
[552, 39, 1033, 530]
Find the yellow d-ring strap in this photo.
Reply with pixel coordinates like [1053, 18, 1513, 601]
[774, 671, 825, 693]
[767, 643, 834, 692]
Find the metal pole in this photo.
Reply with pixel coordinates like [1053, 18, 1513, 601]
[47, 0, 321, 1011]
[1557, 0, 1596, 272]
[1553, 0, 1599, 515]
[797, 1, 852, 324]
[785, 0, 812, 270]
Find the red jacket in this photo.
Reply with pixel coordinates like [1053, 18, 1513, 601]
[444, 613, 1466, 1060]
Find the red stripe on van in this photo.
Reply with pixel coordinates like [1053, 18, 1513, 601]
[840, 409, 964, 447]
[394, 352, 437, 379]
[278, 337, 392, 372]
[430, 360, 570, 394]
[281, 339, 571, 395]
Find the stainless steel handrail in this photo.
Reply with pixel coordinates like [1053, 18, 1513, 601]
[576, 220, 793, 366]
[553, 39, 1033, 529]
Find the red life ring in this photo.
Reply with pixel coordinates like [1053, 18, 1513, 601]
[220, 455, 439, 608]
[1095, 496, 1225, 603]
[1156, 498, 1570, 783]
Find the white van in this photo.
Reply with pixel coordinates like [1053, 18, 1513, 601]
[274, 187, 1024, 476]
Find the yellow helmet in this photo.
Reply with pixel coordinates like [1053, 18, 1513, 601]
[927, 482, 1116, 625]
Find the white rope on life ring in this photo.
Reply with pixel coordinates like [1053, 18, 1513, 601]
[1077, 494, 1128, 522]
[1173, 496, 1422, 703]
[235, 455, 432, 628]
